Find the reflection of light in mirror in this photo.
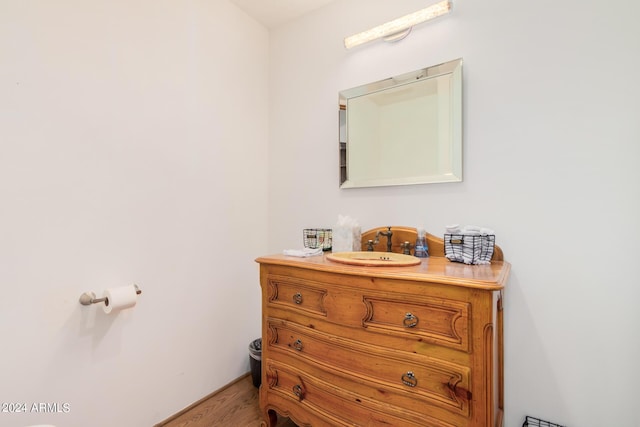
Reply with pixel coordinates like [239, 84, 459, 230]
[348, 75, 450, 181]
[338, 58, 462, 188]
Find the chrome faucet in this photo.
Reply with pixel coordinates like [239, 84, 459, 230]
[374, 227, 393, 252]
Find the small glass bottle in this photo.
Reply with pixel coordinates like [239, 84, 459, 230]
[414, 228, 429, 258]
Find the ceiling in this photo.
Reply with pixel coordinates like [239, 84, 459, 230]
[230, 0, 338, 29]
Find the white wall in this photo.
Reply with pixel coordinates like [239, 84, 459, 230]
[268, 1, 640, 426]
[2, 0, 638, 426]
[0, 1, 268, 426]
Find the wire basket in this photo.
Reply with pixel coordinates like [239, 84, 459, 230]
[444, 234, 495, 265]
[303, 229, 332, 251]
[523, 416, 565, 427]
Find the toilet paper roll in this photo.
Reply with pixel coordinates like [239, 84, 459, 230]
[102, 285, 138, 314]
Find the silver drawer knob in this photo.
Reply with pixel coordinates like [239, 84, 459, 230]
[401, 371, 418, 387]
[293, 292, 303, 304]
[292, 384, 305, 400]
[403, 312, 419, 328]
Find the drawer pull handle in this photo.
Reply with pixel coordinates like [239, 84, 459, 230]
[292, 384, 305, 400]
[403, 312, 419, 328]
[293, 339, 303, 351]
[401, 371, 418, 387]
[293, 293, 303, 304]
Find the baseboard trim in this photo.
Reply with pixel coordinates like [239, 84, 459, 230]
[154, 372, 251, 426]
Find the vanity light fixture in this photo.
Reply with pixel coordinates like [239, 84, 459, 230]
[344, 0, 452, 50]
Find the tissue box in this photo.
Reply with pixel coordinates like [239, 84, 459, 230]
[332, 226, 361, 252]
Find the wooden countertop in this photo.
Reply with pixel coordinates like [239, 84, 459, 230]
[256, 253, 510, 291]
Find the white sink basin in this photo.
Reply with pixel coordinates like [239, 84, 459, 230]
[326, 251, 421, 267]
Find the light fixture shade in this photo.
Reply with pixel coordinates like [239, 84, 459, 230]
[344, 0, 452, 49]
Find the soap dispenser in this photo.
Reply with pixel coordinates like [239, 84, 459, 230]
[414, 228, 429, 258]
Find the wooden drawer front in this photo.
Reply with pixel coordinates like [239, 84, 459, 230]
[266, 274, 327, 317]
[265, 361, 459, 427]
[267, 319, 471, 417]
[362, 295, 470, 352]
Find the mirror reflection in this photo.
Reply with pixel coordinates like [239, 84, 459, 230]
[339, 58, 462, 188]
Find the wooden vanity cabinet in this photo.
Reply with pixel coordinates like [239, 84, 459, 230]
[256, 253, 510, 427]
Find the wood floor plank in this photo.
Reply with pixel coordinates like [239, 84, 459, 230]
[158, 374, 296, 427]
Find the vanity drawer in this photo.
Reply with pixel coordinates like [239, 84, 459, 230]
[265, 360, 460, 427]
[266, 272, 471, 352]
[266, 319, 471, 418]
[265, 274, 327, 317]
[358, 293, 471, 353]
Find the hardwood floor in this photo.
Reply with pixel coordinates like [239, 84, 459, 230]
[156, 374, 296, 427]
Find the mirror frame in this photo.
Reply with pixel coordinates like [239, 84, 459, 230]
[339, 58, 462, 188]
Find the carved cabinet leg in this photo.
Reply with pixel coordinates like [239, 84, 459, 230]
[260, 409, 278, 427]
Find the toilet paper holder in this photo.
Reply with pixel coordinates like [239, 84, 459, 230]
[79, 285, 142, 306]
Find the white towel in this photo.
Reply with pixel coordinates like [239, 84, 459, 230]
[283, 247, 323, 257]
[462, 225, 481, 235]
[480, 227, 495, 236]
[445, 224, 461, 234]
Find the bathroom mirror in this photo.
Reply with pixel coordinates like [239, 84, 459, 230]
[339, 58, 462, 188]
